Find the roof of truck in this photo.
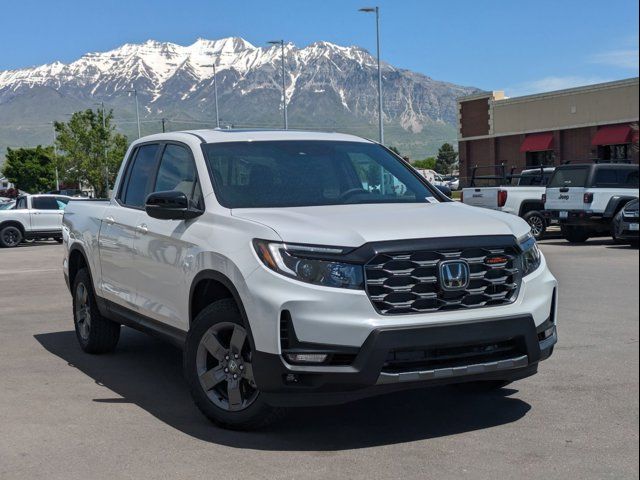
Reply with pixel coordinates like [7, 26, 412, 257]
[135, 129, 375, 145]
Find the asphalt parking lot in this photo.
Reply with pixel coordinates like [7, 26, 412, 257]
[0, 239, 638, 480]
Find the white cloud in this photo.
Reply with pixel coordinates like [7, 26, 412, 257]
[506, 75, 615, 97]
[590, 49, 639, 70]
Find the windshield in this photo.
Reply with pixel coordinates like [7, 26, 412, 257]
[548, 167, 589, 188]
[202, 140, 439, 208]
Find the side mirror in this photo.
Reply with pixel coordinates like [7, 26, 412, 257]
[145, 191, 202, 220]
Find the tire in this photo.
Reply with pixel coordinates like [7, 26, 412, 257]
[523, 211, 547, 240]
[0, 225, 22, 248]
[453, 380, 512, 392]
[184, 299, 285, 430]
[561, 225, 590, 243]
[72, 268, 120, 354]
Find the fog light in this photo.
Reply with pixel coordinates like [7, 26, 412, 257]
[285, 353, 328, 364]
[544, 327, 555, 339]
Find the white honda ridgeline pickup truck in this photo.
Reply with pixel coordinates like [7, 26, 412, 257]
[62, 130, 558, 429]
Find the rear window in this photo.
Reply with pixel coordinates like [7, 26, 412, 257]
[592, 168, 639, 188]
[548, 167, 589, 188]
[518, 172, 552, 186]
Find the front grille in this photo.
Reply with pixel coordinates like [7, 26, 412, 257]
[365, 246, 521, 315]
[382, 339, 522, 373]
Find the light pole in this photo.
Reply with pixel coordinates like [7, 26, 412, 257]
[203, 63, 221, 128]
[213, 63, 220, 128]
[94, 102, 110, 194]
[359, 6, 384, 144]
[127, 89, 141, 138]
[51, 122, 60, 191]
[267, 40, 288, 130]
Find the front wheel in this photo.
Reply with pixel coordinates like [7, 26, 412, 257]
[561, 225, 590, 243]
[0, 225, 22, 248]
[184, 299, 285, 430]
[523, 211, 547, 240]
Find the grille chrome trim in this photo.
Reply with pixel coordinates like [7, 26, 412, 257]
[364, 245, 522, 315]
[376, 354, 528, 384]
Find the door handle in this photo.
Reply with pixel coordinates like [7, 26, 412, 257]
[136, 224, 148, 234]
[104, 216, 115, 225]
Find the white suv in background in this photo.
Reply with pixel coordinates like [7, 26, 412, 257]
[62, 130, 558, 429]
[0, 194, 71, 247]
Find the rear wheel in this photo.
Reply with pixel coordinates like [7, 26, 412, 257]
[0, 225, 22, 248]
[523, 211, 546, 240]
[561, 225, 590, 243]
[185, 299, 285, 430]
[72, 268, 120, 353]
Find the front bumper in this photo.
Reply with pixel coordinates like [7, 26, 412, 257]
[253, 314, 556, 407]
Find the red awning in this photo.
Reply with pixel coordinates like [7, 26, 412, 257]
[520, 132, 554, 152]
[591, 124, 632, 146]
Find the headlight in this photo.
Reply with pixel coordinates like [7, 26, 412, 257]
[519, 233, 542, 276]
[253, 239, 364, 290]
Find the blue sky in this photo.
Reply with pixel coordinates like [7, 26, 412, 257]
[1, 0, 638, 96]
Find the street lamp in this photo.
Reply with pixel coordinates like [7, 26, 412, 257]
[203, 63, 221, 128]
[50, 122, 60, 191]
[267, 40, 288, 130]
[359, 6, 384, 144]
[94, 102, 110, 193]
[127, 88, 142, 138]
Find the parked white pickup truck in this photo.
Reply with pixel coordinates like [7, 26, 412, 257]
[543, 163, 639, 243]
[62, 130, 558, 430]
[462, 167, 555, 240]
[0, 194, 73, 247]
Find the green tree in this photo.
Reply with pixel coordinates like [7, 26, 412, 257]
[412, 157, 436, 170]
[2, 146, 56, 193]
[55, 109, 128, 197]
[435, 143, 458, 175]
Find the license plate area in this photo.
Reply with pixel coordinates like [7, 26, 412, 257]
[559, 211, 569, 219]
[630, 223, 639, 231]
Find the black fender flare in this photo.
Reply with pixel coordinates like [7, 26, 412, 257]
[518, 201, 545, 217]
[0, 219, 26, 234]
[188, 269, 251, 333]
[603, 196, 637, 218]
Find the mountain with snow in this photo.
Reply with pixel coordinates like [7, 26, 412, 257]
[0, 37, 478, 159]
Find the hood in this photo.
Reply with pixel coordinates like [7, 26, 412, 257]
[232, 202, 531, 246]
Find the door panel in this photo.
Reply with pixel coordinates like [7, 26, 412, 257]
[98, 142, 160, 308]
[98, 205, 142, 308]
[132, 218, 196, 329]
[30, 196, 63, 231]
[131, 143, 202, 330]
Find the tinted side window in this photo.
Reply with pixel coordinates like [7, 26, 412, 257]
[154, 145, 196, 194]
[122, 144, 159, 208]
[32, 197, 60, 210]
[16, 197, 27, 209]
[593, 168, 639, 188]
[593, 169, 618, 187]
[154, 144, 203, 208]
[621, 170, 639, 188]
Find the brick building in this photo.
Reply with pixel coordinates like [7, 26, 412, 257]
[457, 77, 639, 186]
